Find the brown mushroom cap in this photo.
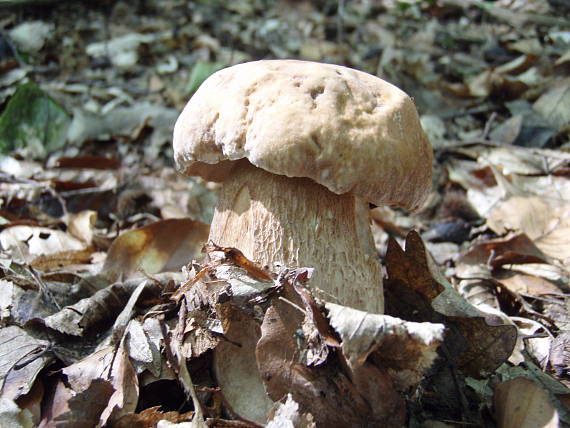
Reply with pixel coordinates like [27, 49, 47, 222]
[173, 59, 432, 210]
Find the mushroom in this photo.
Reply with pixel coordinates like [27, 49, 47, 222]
[173, 59, 432, 314]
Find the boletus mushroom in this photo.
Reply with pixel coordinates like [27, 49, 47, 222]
[173, 59, 432, 314]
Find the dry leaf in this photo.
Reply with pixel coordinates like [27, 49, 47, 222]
[0, 226, 86, 261]
[385, 232, 517, 378]
[498, 273, 561, 296]
[111, 406, 194, 428]
[257, 301, 405, 427]
[459, 233, 548, 269]
[103, 218, 209, 280]
[214, 305, 272, 424]
[60, 345, 139, 426]
[487, 196, 570, 266]
[0, 326, 52, 402]
[495, 377, 559, 428]
[66, 210, 97, 245]
[325, 302, 444, 391]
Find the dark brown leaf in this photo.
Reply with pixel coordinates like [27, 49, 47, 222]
[385, 231, 517, 378]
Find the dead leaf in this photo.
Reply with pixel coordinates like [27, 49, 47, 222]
[0, 326, 52, 402]
[54, 156, 121, 170]
[257, 302, 405, 427]
[385, 231, 517, 378]
[459, 233, 548, 270]
[103, 218, 209, 280]
[214, 305, 273, 424]
[53, 380, 115, 428]
[495, 377, 559, 428]
[498, 273, 561, 296]
[0, 225, 86, 262]
[487, 196, 570, 266]
[59, 345, 139, 426]
[111, 406, 194, 428]
[66, 210, 97, 245]
[325, 302, 445, 391]
[42, 273, 172, 337]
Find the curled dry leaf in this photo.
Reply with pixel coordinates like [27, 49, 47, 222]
[495, 377, 559, 428]
[487, 196, 570, 267]
[459, 233, 548, 270]
[257, 303, 405, 428]
[55, 344, 139, 426]
[325, 302, 445, 391]
[42, 273, 171, 337]
[183, 253, 276, 423]
[385, 231, 517, 378]
[103, 218, 209, 280]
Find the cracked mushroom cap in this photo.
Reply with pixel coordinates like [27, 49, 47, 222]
[173, 60, 433, 210]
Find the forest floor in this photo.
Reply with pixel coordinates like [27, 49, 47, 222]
[0, 0, 570, 427]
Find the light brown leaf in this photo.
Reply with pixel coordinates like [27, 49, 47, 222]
[495, 377, 559, 428]
[103, 218, 209, 280]
[487, 196, 570, 266]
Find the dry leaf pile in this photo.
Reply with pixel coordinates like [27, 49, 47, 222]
[1, 0, 570, 426]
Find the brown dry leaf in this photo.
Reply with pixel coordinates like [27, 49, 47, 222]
[16, 378, 44, 426]
[385, 231, 517, 378]
[459, 233, 548, 270]
[61, 345, 139, 426]
[103, 218, 209, 280]
[495, 377, 559, 428]
[257, 299, 405, 427]
[111, 406, 194, 428]
[29, 248, 95, 272]
[498, 273, 561, 296]
[47, 380, 115, 428]
[487, 196, 570, 266]
[325, 302, 445, 391]
[177, 256, 283, 422]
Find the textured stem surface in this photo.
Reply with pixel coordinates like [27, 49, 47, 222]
[209, 162, 384, 313]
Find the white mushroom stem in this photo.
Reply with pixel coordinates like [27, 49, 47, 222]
[208, 161, 384, 313]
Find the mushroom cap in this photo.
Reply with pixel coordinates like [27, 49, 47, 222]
[173, 60, 432, 210]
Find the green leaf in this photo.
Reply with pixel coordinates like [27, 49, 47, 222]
[185, 61, 225, 95]
[0, 82, 70, 158]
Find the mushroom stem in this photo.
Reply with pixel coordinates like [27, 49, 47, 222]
[209, 161, 384, 313]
